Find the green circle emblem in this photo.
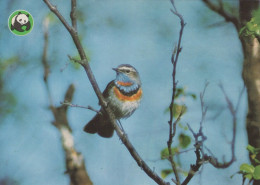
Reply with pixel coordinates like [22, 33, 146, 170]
[8, 10, 34, 36]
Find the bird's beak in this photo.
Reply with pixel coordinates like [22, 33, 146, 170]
[112, 68, 118, 72]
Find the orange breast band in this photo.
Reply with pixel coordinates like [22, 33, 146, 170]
[117, 81, 133, 86]
[114, 87, 142, 102]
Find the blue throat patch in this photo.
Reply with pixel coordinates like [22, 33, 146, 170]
[115, 73, 139, 93]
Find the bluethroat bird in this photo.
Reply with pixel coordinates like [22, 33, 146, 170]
[83, 64, 142, 138]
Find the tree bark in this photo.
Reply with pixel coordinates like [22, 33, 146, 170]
[240, 1, 260, 185]
[50, 85, 93, 185]
[242, 36, 260, 163]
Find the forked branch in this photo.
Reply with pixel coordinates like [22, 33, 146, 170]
[202, 0, 240, 31]
[206, 84, 241, 168]
[182, 83, 243, 184]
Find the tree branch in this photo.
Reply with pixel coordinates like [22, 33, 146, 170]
[60, 101, 101, 114]
[202, 0, 240, 31]
[50, 85, 93, 185]
[181, 83, 209, 185]
[181, 145, 210, 185]
[41, 17, 92, 185]
[42, 0, 169, 184]
[182, 83, 241, 184]
[206, 84, 237, 168]
[42, 17, 52, 105]
[167, 0, 186, 184]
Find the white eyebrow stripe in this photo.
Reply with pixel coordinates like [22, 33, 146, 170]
[118, 66, 135, 72]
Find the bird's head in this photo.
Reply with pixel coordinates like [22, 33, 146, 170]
[113, 64, 141, 86]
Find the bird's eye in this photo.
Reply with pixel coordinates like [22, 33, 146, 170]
[125, 69, 130, 73]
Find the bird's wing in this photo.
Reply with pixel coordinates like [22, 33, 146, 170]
[102, 80, 115, 100]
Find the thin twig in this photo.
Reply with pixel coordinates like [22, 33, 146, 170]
[207, 84, 237, 168]
[60, 101, 101, 114]
[167, 0, 186, 184]
[199, 82, 209, 132]
[68, 55, 86, 66]
[235, 86, 245, 113]
[176, 147, 195, 155]
[60, 61, 69, 72]
[70, 0, 77, 29]
[219, 84, 236, 117]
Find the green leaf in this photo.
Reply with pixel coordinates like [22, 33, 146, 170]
[252, 9, 260, 24]
[175, 88, 185, 98]
[160, 147, 178, 160]
[253, 165, 260, 180]
[240, 163, 255, 174]
[160, 148, 168, 159]
[240, 8, 260, 39]
[251, 154, 256, 160]
[72, 62, 81, 70]
[245, 174, 253, 180]
[190, 94, 197, 100]
[254, 158, 260, 164]
[161, 169, 173, 179]
[173, 104, 187, 118]
[178, 133, 191, 149]
[239, 26, 246, 36]
[247, 145, 256, 154]
[165, 104, 187, 118]
[177, 122, 189, 130]
[247, 21, 256, 32]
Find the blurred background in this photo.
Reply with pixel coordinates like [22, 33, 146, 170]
[0, 0, 248, 185]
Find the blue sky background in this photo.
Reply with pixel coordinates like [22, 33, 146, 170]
[0, 0, 248, 185]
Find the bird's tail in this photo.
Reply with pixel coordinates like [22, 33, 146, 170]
[83, 113, 114, 138]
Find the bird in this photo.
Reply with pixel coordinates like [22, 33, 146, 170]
[83, 64, 142, 138]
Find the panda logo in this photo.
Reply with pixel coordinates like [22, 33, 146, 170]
[8, 10, 33, 36]
[11, 12, 31, 32]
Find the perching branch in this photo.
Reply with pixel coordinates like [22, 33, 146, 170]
[167, 0, 186, 184]
[42, 0, 169, 184]
[41, 17, 92, 185]
[202, 0, 240, 31]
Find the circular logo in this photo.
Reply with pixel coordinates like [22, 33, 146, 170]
[8, 10, 34, 36]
